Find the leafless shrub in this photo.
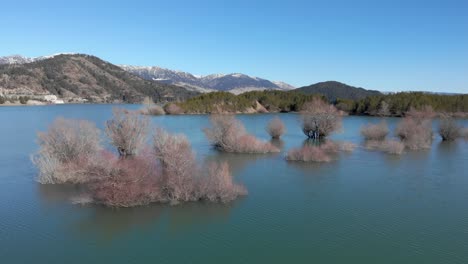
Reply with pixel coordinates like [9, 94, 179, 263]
[286, 145, 332, 162]
[266, 117, 286, 139]
[405, 106, 435, 120]
[396, 107, 433, 150]
[141, 105, 165, 116]
[365, 140, 405, 155]
[91, 151, 162, 207]
[301, 98, 342, 139]
[33, 118, 248, 207]
[199, 162, 247, 203]
[360, 121, 389, 140]
[286, 141, 340, 162]
[33, 118, 102, 184]
[105, 108, 149, 158]
[153, 128, 197, 203]
[438, 116, 460, 141]
[396, 118, 433, 150]
[204, 115, 279, 153]
[164, 103, 184, 115]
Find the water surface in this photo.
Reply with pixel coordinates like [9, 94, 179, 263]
[1, 105, 468, 263]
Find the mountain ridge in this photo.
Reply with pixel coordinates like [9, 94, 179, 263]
[0, 54, 198, 103]
[296, 81, 382, 101]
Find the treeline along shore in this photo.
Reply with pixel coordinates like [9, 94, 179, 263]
[147, 90, 468, 117]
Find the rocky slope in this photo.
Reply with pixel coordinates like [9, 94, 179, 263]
[0, 54, 198, 103]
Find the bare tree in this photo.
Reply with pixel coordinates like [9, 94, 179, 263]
[164, 103, 184, 115]
[438, 116, 461, 141]
[105, 108, 149, 158]
[361, 121, 389, 141]
[199, 162, 247, 203]
[33, 117, 102, 184]
[91, 151, 161, 207]
[153, 128, 197, 203]
[204, 115, 279, 153]
[396, 106, 434, 150]
[301, 99, 342, 140]
[266, 117, 286, 139]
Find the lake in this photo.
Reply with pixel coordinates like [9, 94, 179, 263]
[1, 104, 468, 264]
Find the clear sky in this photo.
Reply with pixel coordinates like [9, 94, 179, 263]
[2, 0, 467, 93]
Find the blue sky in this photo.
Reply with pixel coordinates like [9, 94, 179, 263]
[2, 0, 467, 92]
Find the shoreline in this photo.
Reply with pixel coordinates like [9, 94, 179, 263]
[1, 102, 467, 118]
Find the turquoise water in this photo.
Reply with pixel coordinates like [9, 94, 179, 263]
[1, 105, 468, 263]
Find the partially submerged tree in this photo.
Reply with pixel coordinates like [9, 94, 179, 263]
[204, 115, 279, 153]
[365, 140, 405, 155]
[105, 108, 149, 158]
[360, 121, 389, 141]
[140, 96, 165, 115]
[164, 103, 184, 115]
[300, 99, 342, 140]
[153, 128, 197, 203]
[286, 141, 338, 162]
[33, 118, 102, 184]
[438, 116, 461, 141]
[266, 117, 286, 139]
[395, 107, 434, 150]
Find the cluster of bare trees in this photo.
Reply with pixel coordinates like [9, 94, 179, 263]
[360, 121, 405, 155]
[360, 106, 468, 155]
[204, 115, 280, 153]
[33, 109, 247, 207]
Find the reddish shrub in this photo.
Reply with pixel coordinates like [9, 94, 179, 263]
[106, 108, 149, 157]
[204, 115, 279, 153]
[266, 117, 286, 139]
[164, 103, 184, 115]
[91, 152, 162, 207]
[360, 121, 389, 140]
[301, 98, 342, 139]
[438, 116, 461, 141]
[199, 162, 247, 203]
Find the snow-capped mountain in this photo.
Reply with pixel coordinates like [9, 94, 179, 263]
[0, 53, 78, 65]
[120, 66, 296, 93]
[0, 55, 35, 65]
[0, 53, 296, 94]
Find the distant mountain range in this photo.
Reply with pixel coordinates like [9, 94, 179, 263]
[0, 54, 197, 103]
[0, 53, 389, 104]
[120, 66, 295, 94]
[296, 81, 382, 101]
[0, 54, 296, 94]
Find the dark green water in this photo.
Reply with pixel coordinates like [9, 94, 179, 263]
[1, 105, 468, 263]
